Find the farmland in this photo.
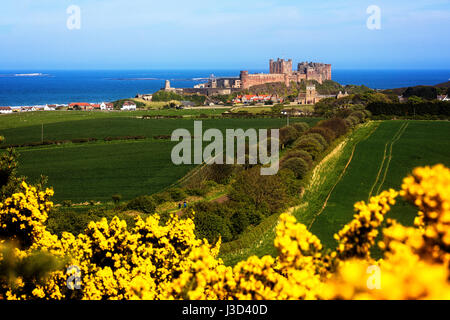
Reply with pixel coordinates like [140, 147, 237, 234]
[0, 111, 320, 202]
[220, 120, 450, 264]
[308, 120, 450, 248]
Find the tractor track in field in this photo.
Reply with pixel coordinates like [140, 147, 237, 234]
[368, 122, 409, 200]
[307, 122, 379, 230]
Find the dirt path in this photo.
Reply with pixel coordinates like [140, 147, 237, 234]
[307, 123, 379, 230]
[367, 122, 408, 200]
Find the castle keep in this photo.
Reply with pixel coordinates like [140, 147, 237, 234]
[195, 58, 331, 92]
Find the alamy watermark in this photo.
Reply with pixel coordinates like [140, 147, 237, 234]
[66, 265, 82, 290]
[367, 5, 381, 30]
[171, 121, 279, 175]
[67, 5, 81, 30]
[366, 265, 381, 290]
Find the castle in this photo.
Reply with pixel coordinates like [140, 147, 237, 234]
[195, 58, 331, 91]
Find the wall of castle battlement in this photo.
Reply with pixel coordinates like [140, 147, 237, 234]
[240, 71, 289, 89]
[240, 70, 328, 90]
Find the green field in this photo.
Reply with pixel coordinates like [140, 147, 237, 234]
[0, 110, 226, 131]
[220, 120, 450, 265]
[309, 120, 450, 248]
[0, 111, 320, 202]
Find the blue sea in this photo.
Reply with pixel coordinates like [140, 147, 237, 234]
[0, 69, 449, 106]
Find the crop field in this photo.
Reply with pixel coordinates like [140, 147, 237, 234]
[0, 109, 226, 131]
[0, 111, 320, 202]
[309, 120, 450, 248]
[220, 120, 450, 265]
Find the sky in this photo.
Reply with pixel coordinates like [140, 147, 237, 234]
[0, 0, 449, 70]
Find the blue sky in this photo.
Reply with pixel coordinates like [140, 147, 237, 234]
[0, 0, 449, 70]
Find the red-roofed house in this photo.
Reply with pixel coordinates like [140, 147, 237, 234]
[0, 107, 12, 114]
[121, 101, 137, 111]
[100, 102, 114, 110]
[69, 102, 92, 110]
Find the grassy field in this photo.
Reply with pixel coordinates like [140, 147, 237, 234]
[309, 120, 450, 249]
[220, 120, 450, 265]
[0, 110, 226, 130]
[1, 111, 320, 203]
[1, 116, 319, 146]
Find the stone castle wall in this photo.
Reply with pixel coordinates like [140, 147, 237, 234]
[240, 59, 331, 90]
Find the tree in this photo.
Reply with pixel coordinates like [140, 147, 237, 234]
[229, 167, 288, 215]
[281, 157, 309, 179]
[126, 195, 156, 214]
[0, 148, 23, 201]
[271, 104, 284, 115]
[283, 150, 313, 168]
[293, 138, 323, 160]
[279, 126, 299, 148]
[317, 118, 349, 137]
[403, 86, 438, 100]
[307, 127, 336, 144]
[291, 122, 310, 134]
[407, 96, 424, 104]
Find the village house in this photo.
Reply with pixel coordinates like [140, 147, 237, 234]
[21, 106, 34, 112]
[100, 102, 114, 110]
[121, 101, 137, 111]
[232, 94, 279, 105]
[438, 95, 449, 101]
[0, 107, 12, 114]
[69, 102, 92, 110]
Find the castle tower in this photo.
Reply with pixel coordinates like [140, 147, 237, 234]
[306, 84, 317, 104]
[240, 71, 250, 89]
[165, 80, 171, 90]
[269, 58, 292, 74]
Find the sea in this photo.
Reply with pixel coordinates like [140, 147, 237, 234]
[0, 69, 449, 106]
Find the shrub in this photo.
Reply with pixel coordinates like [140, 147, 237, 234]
[62, 200, 72, 207]
[279, 126, 299, 147]
[194, 209, 233, 243]
[112, 194, 122, 204]
[307, 127, 336, 144]
[278, 168, 304, 199]
[291, 122, 310, 134]
[363, 109, 372, 118]
[317, 118, 349, 137]
[126, 195, 156, 214]
[152, 191, 172, 205]
[168, 188, 187, 202]
[208, 164, 236, 184]
[293, 138, 323, 160]
[229, 167, 288, 215]
[303, 133, 328, 149]
[283, 150, 313, 168]
[346, 115, 361, 126]
[281, 157, 309, 179]
[185, 187, 207, 197]
[349, 110, 366, 121]
[71, 138, 90, 144]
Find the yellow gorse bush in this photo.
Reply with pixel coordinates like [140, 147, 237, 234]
[0, 165, 449, 300]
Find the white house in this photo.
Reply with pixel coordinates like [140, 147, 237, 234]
[0, 107, 12, 114]
[121, 101, 137, 111]
[44, 105, 56, 111]
[100, 102, 114, 110]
